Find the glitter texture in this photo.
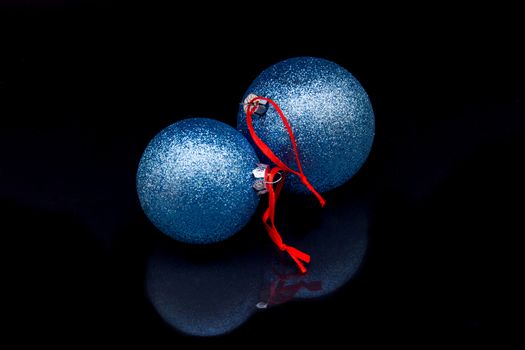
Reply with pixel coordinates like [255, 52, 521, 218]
[137, 118, 260, 244]
[237, 57, 375, 194]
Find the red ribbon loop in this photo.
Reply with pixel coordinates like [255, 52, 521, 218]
[246, 96, 326, 274]
[246, 96, 326, 208]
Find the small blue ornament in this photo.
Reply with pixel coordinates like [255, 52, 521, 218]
[137, 118, 260, 244]
[237, 57, 375, 194]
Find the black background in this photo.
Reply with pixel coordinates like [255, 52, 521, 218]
[1, 2, 523, 345]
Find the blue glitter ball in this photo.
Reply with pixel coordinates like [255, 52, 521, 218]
[237, 57, 375, 194]
[137, 118, 260, 244]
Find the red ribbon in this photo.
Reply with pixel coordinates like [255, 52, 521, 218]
[246, 96, 326, 207]
[246, 96, 326, 273]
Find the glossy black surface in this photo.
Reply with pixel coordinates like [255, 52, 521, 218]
[1, 3, 523, 344]
[146, 187, 369, 336]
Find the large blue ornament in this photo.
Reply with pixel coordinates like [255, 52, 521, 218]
[137, 118, 260, 244]
[237, 57, 375, 194]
